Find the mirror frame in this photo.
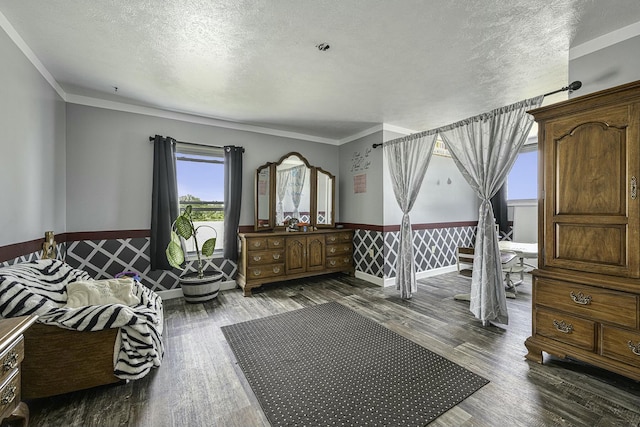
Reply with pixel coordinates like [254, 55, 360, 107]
[254, 152, 335, 231]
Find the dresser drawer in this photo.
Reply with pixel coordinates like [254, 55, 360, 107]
[245, 238, 268, 251]
[0, 369, 20, 421]
[246, 250, 284, 266]
[325, 232, 352, 244]
[0, 338, 23, 387]
[535, 278, 637, 328]
[535, 309, 596, 351]
[601, 325, 640, 367]
[267, 237, 284, 249]
[247, 264, 285, 280]
[326, 256, 352, 269]
[326, 243, 352, 256]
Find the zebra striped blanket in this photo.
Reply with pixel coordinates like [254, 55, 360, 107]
[0, 259, 164, 380]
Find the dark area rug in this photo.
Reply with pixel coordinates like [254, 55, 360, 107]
[221, 301, 488, 426]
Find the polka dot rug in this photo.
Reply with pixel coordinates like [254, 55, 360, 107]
[221, 301, 489, 426]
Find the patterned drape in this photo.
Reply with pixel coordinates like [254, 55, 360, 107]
[276, 168, 290, 225]
[289, 165, 307, 220]
[383, 131, 438, 299]
[438, 96, 543, 325]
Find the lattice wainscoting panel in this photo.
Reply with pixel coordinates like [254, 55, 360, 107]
[0, 243, 66, 268]
[384, 225, 477, 279]
[353, 229, 384, 278]
[65, 237, 237, 292]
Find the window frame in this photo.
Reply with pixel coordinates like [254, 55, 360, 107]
[174, 143, 225, 259]
[506, 140, 538, 207]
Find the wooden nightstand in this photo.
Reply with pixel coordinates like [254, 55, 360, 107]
[0, 316, 37, 427]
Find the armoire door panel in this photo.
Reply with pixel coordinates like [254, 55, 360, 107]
[554, 224, 625, 265]
[555, 122, 626, 215]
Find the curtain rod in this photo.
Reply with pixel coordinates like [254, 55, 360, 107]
[371, 81, 582, 149]
[148, 136, 244, 152]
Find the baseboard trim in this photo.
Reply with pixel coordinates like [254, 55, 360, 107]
[382, 265, 458, 288]
[355, 270, 384, 286]
[157, 280, 237, 300]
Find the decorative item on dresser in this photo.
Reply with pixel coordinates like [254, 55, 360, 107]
[237, 229, 354, 296]
[526, 80, 640, 381]
[0, 315, 37, 427]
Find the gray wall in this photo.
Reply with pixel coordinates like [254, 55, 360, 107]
[65, 104, 340, 232]
[0, 26, 66, 246]
[569, 35, 640, 96]
[338, 131, 384, 225]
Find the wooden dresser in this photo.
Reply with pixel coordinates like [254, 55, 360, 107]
[237, 229, 355, 296]
[526, 80, 640, 380]
[0, 315, 37, 427]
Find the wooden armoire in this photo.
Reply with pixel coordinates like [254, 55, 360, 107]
[526, 80, 640, 381]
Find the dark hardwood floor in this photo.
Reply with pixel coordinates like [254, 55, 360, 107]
[26, 272, 640, 426]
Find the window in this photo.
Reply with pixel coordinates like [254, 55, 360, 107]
[175, 143, 225, 254]
[507, 143, 537, 203]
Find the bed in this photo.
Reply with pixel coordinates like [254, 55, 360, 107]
[0, 259, 164, 399]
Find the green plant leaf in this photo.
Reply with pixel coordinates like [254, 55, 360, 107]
[201, 238, 216, 257]
[166, 240, 185, 269]
[175, 215, 193, 239]
[185, 205, 192, 215]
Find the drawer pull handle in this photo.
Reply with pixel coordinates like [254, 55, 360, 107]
[273, 267, 281, 273]
[272, 241, 280, 246]
[273, 254, 281, 260]
[1, 385, 16, 405]
[253, 256, 262, 262]
[570, 291, 592, 305]
[553, 319, 573, 334]
[330, 248, 336, 254]
[343, 257, 350, 263]
[253, 242, 262, 248]
[2, 350, 18, 371]
[329, 237, 336, 242]
[628, 341, 640, 356]
[632, 176, 638, 200]
[329, 260, 336, 266]
[253, 270, 262, 276]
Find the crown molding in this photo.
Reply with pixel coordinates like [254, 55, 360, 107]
[65, 94, 340, 145]
[0, 10, 67, 100]
[569, 20, 640, 60]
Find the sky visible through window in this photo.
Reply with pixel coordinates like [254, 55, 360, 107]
[507, 150, 537, 200]
[176, 155, 224, 202]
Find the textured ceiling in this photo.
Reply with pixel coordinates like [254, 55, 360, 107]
[1, 1, 640, 141]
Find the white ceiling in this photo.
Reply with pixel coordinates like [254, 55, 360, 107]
[2, 1, 640, 142]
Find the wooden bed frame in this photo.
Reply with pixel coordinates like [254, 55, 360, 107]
[21, 323, 122, 399]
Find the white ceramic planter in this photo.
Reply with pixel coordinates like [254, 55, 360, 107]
[179, 271, 223, 303]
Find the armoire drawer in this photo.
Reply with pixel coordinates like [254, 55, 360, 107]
[246, 250, 284, 266]
[535, 278, 637, 329]
[601, 325, 640, 367]
[535, 309, 596, 351]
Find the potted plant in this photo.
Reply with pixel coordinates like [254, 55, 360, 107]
[166, 205, 223, 303]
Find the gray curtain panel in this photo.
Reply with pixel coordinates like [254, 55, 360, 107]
[150, 135, 179, 270]
[224, 145, 244, 262]
[383, 130, 438, 299]
[439, 96, 543, 325]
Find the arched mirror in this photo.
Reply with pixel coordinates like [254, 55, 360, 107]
[255, 162, 273, 229]
[254, 152, 335, 231]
